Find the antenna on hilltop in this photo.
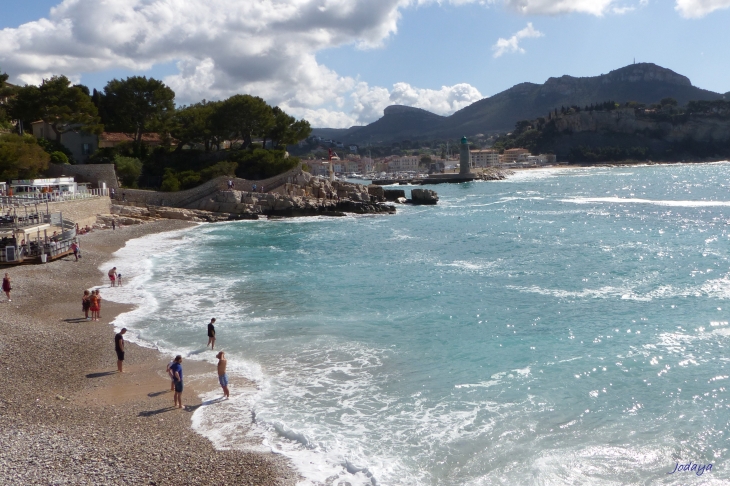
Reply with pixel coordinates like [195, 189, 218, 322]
[633, 57, 635, 64]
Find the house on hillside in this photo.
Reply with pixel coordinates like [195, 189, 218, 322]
[31, 121, 98, 163]
[98, 132, 165, 149]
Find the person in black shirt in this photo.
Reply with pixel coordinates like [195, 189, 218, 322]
[115, 328, 127, 373]
[207, 318, 216, 350]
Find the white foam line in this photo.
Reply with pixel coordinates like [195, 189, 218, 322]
[562, 196, 730, 207]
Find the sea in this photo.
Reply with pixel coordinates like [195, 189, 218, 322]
[102, 163, 730, 485]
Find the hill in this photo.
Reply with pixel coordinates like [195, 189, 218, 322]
[329, 63, 725, 144]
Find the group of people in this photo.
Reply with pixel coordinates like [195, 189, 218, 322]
[82, 289, 103, 320]
[113, 317, 229, 411]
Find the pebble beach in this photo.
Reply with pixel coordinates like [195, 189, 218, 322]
[0, 220, 299, 485]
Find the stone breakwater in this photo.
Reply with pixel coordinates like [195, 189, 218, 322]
[195, 171, 395, 218]
[101, 173, 396, 224]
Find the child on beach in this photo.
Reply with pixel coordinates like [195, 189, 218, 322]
[116, 273, 122, 286]
[2, 273, 10, 302]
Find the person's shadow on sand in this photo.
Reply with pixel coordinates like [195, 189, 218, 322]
[138, 406, 176, 417]
[85, 371, 117, 379]
[147, 390, 170, 397]
[63, 318, 88, 323]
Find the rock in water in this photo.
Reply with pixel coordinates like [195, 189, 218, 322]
[410, 189, 439, 205]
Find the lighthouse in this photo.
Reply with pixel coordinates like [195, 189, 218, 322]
[459, 136, 471, 176]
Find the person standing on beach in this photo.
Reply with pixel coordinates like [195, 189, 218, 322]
[166, 359, 176, 392]
[89, 291, 99, 321]
[115, 328, 127, 373]
[112, 219, 116, 230]
[2, 273, 11, 302]
[216, 351, 229, 399]
[108, 267, 117, 287]
[170, 355, 184, 408]
[116, 273, 122, 286]
[82, 290, 91, 320]
[207, 318, 216, 350]
[70, 241, 79, 262]
[95, 289, 102, 319]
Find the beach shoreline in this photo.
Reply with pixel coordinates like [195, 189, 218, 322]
[0, 220, 299, 485]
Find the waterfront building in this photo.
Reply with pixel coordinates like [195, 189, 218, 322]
[470, 149, 500, 168]
[500, 148, 531, 164]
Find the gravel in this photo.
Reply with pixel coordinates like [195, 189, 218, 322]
[0, 220, 300, 485]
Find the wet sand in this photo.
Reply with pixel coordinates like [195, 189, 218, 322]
[0, 220, 299, 485]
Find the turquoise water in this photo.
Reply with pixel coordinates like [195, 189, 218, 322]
[109, 164, 730, 485]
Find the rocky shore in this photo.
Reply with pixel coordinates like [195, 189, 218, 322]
[0, 221, 299, 485]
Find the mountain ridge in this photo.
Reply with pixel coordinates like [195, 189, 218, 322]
[314, 63, 725, 144]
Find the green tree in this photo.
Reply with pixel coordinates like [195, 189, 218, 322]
[170, 101, 222, 152]
[114, 155, 143, 187]
[265, 106, 312, 149]
[0, 69, 17, 127]
[213, 94, 274, 149]
[160, 168, 181, 192]
[10, 76, 102, 140]
[420, 155, 433, 167]
[102, 76, 175, 144]
[50, 151, 69, 164]
[0, 133, 50, 180]
[660, 97, 678, 107]
[229, 148, 298, 179]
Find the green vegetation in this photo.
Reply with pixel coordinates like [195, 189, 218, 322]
[114, 155, 143, 188]
[0, 67, 312, 189]
[11, 75, 102, 138]
[0, 134, 50, 181]
[49, 151, 69, 164]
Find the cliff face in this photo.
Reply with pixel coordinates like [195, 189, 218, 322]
[553, 109, 730, 143]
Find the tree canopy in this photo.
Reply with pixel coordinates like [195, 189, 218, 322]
[0, 134, 50, 180]
[212, 94, 274, 149]
[102, 76, 175, 143]
[10, 75, 102, 139]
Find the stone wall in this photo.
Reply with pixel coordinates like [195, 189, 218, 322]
[45, 197, 111, 228]
[46, 164, 120, 189]
[119, 166, 303, 208]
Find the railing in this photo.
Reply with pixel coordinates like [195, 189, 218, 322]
[0, 188, 109, 207]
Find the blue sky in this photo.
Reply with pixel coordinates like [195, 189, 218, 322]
[1, 0, 729, 127]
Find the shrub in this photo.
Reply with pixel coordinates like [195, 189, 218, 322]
[114, 155, 143, 187]
[50, 151, 69, 164]
[160, 168, 181, 192]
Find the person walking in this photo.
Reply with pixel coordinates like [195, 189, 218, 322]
[2, 273, 11, 302]
[112, 219, 116, 230]
[216, 351, 229, 399]
[207, 318, 216, 350]
[82, 290, 91, 320]
[70, 241, 79, 262]
[115, 328, 127, 373]
[108, 267, 117, 287]
[170, 355, 184, 408]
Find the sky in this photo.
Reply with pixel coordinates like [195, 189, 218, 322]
[1, 0, 729, 128]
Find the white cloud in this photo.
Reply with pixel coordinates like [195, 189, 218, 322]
[492, 22, 544, 58]
[675, 0, 730, 18]
[503, 0, 617, 16]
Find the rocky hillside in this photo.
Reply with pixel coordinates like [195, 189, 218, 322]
[495, 100, 730, 162]
[325, 63, 725, 144]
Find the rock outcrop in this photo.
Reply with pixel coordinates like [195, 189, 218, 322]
[410, 189, 439, 205]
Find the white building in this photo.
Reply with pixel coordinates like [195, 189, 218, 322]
[389, 155, 420, 173]
[470, 149, 500, 168]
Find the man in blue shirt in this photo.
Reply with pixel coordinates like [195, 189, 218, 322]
[170, 355, 184, 409]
